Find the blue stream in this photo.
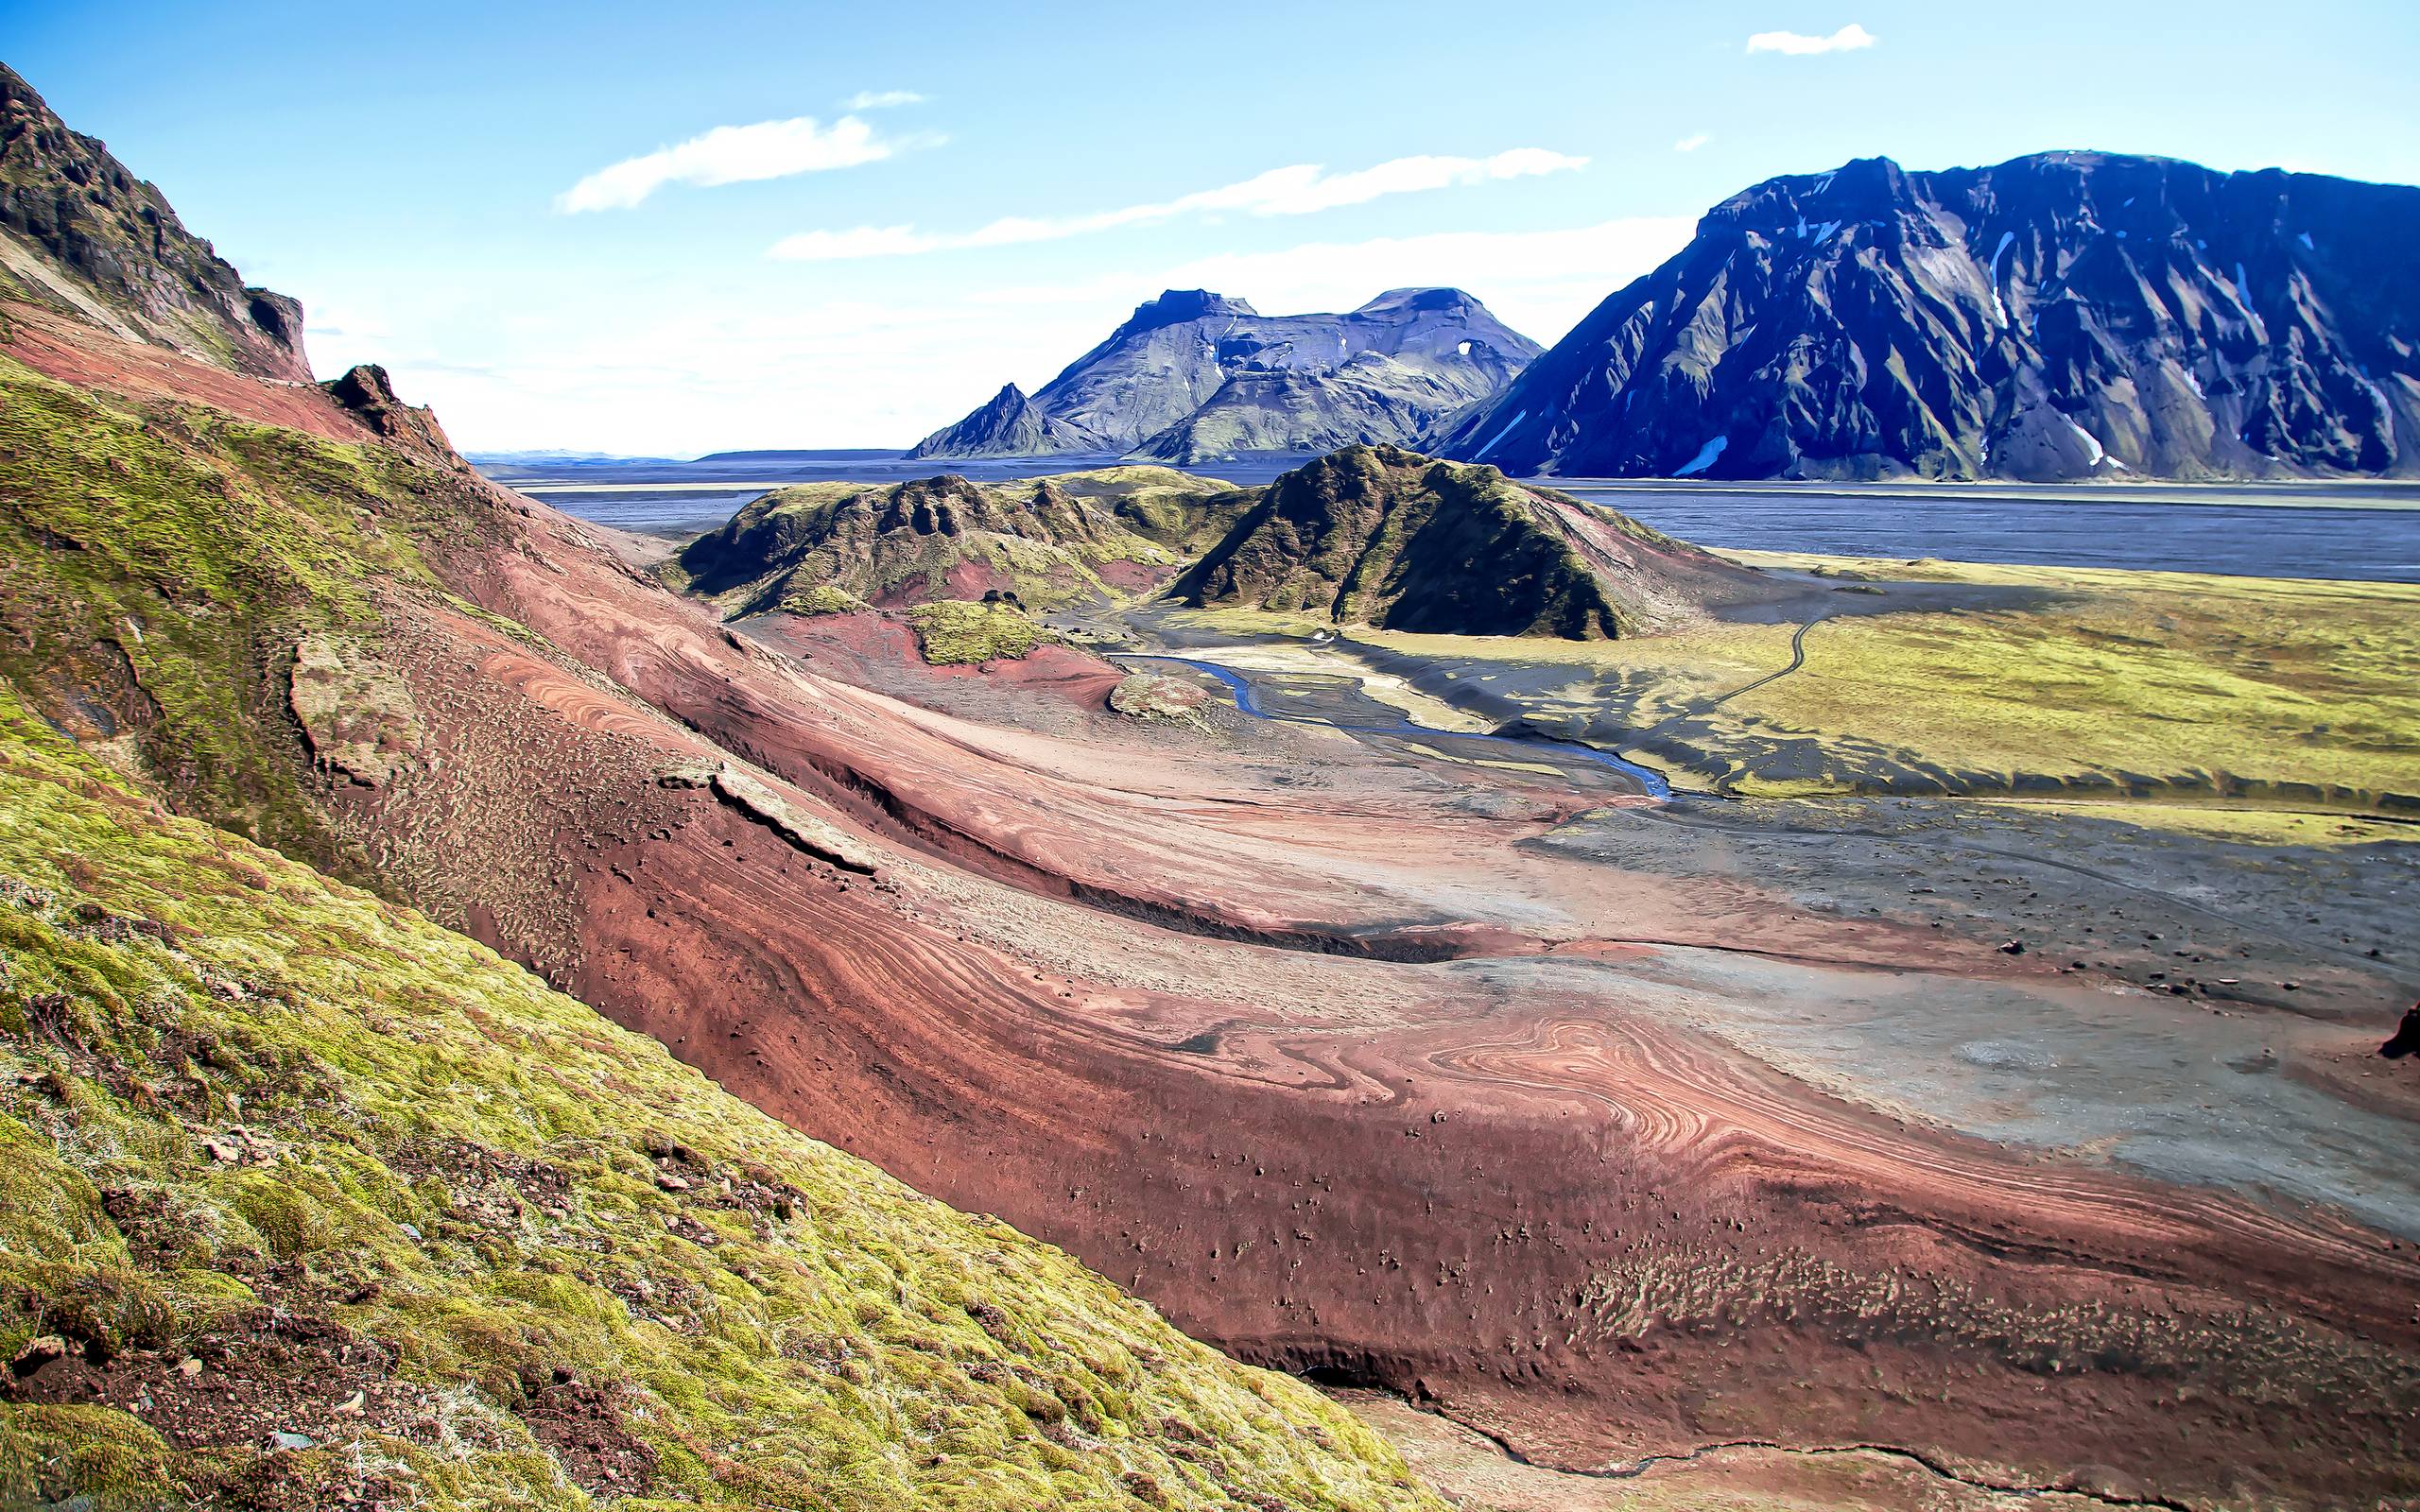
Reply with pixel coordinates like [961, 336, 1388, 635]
[1113, 653, 1673, 799]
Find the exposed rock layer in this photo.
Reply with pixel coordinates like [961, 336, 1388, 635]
[5, 67, 2419, 1512]
[0, 61, 309, 382]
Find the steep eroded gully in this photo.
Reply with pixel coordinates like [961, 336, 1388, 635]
[378, 489, 2420, 1511]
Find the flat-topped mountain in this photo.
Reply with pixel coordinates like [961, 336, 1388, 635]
[0, 61, 308, 382]
[1175, 444, 1766, 638]
[1438, 151, 2420, 480]
[912, 286, 1539, 464]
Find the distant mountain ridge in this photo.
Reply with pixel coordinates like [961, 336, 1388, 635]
[1439, 150, 2420, 480]
[913, 286, 1539, 464]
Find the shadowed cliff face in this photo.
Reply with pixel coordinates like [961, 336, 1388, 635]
[0, 62, 310, 384]
[912, 287, 1540, 463]
[1442, 151, 2420, 480]
[1176, 445, 1768, 638]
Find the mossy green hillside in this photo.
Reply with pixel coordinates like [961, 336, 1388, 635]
[675, 470, 1239, 619]
[0, 354, 484, 871]
[0, 687, 1439, 1511]
[905, 601, 1055, 665]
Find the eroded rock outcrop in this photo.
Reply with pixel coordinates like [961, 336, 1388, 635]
[0, 61, 310, 382]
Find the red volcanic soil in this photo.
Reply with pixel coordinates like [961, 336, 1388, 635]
[21, 313, 2419, 1509]
[4, 301, 372, 443]
[350, 471, 2420, 1510]
[1094, 558, 1174, 593]
[750, 611, 1129, 713]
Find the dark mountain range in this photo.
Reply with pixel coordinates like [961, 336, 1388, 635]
[1437, 151, 2420, 480]
[912, 286, 1538, 463]
[1173, 445, 1766, 638]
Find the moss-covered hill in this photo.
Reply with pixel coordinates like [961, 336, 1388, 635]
[0, 350, 499, 883]
[1174, 446, 1759, 640]
[672, 469, 1246, 619]
[0, 689, 1437, 1510]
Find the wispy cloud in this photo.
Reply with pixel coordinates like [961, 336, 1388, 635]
[1746, 23, 1876, 55]
[1673, 132, 1712, 152]
[556, 114, 934, 213]
[767, 147, 1588, 261]
[841, 89, 925, 111]
[961, 215, 1696, 350]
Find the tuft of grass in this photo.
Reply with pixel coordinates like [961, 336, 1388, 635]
[0, 682, 1441, 1510]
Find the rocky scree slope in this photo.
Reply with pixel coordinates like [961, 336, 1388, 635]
[1175, 445, 1765, 638]
[912, 287, 1538, 464]
[1440, 150, 2420, 479]
[0, 62, 307, 383]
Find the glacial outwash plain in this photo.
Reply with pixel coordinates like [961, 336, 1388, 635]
[7, 40, 2420, 1512]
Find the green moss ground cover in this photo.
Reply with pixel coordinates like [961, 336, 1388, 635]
[904, 602, 1054, 666]
[0, 685, 1437, 1510]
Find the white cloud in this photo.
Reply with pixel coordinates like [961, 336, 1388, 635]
[1745, 23, 1876, 55]
[353, 213, 1694, 455]
[841, 89, 925, 111]
[964, 215, 1696, 352]
[768, 146, 1588, 261]
[1673, 133, 1712, 152]
[556, 114, 928, 213]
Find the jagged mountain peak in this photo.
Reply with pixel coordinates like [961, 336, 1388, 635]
[906, 379, 1089, 459]
[1117, 287, 1261, 332]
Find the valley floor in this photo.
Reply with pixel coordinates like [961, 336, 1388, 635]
[724, 555, 2419, 1509]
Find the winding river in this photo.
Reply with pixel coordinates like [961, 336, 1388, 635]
[1113, 652, 1673, 799]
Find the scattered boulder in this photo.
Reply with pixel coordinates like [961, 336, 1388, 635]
[2381, 1004, 2420, 1059]
[288, 632, 422, 786]
[707, 767, 881, 875]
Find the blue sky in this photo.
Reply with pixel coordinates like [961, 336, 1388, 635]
[9, 0, 2417, 455]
